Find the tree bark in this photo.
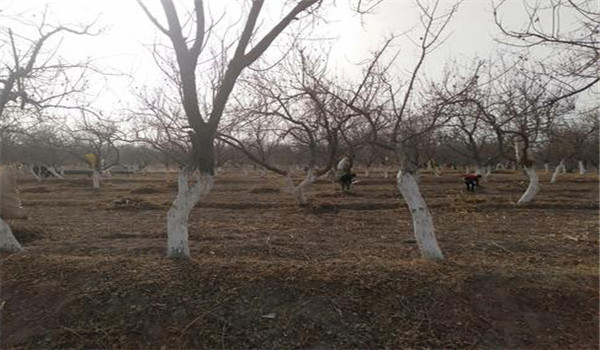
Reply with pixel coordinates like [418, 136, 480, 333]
[92, 169, 101, 190]
[167, 170, 214, 258]
[0, 218, 22, 252]
[476, 165, 491, 181]
[517, 166, 540, 204]
[578, 160, 586, 175]
[396, 170, 443, 260]
[550, 159, 566, 183]
[47, 166, 64, 179]
[286, 169, 317, 206]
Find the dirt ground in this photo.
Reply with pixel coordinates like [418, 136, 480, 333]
[1, 169, 598, 349]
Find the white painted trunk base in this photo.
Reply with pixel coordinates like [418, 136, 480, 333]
[31, 168, 42, 183]
[578, 161, 586, 175]
[92, 170, 101, 189]
[396, 171, 443, 260]
[550, 160, 566, 183]
[517, 166, 540, 204]
[475, 166, 491, 181]
[286, 169, 317, 206]
[0, 218, 23, 252]
[166, 171, 214, 258]
[47, 166, 64, 179]
[544, 163, 549, 173]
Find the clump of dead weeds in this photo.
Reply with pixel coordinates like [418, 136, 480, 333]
[20, 186, 52, 193]
[106, 197, 163, 211]
[10, 224, 44, 243]
[303, 201, 340, 214]
[448, 193, 487, 213]
[248, 187, 280, 194]
[315, 191, 362, 198]
[130, 186, 162, 195]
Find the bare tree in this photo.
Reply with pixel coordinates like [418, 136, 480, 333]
[432, 58, 520, 178]
[326, 0, 462, 260]
[0, 9, 97, 252]
[136, 0, 322, 258]
[492, 67, 574, 203]
[130, 86, 190, 169]
[0, 8, 97, 119]
[219, 46, 353, 205]
[493, 0, 599, 102]
[65, 112, 125, 189]
[544, 110, 599, 182]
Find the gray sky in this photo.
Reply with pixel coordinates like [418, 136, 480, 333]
[1, 0, 593, 113]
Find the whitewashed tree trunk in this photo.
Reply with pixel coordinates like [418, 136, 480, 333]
[517, 166, 540, 204]
[92, 170, 101, 189]
[285, 169, 317, 206]
[550, 159, 566, 183]
[384, 170, 389, 179]
[578, 161, 586, 175]
[167, 171, 214, 259]
[514, 141, 521, 165]
[46, 166, 64, 179]
[364, 168, 370, 177]
[0, 218, 22, 252]
[544, 163, 549, 173]
[475, 165, 490, 181]
[30, 168, 42, 183]
[396, 170, 443, 260]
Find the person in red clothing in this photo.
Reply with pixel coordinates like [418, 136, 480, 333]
[463, 173, 482, 192]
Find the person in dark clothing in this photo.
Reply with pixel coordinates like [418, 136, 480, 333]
[463, 173, 482, 192]
[339, 173, 356, 191]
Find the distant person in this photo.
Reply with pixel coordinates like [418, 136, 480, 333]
[335, 156, 355, 191]
[339, 172, 356, 191]
[463, 173, 482, 192]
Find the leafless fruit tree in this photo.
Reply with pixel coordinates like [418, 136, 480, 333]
[136, 0, 323, 258]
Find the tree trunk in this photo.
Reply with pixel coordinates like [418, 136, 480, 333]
[166, 171, 214, 259]
[517, 166, 540, 204]
[0, 218, 22, 252]
[475, 165, 491, 181]
[544, 163, 549, 173]
[550, 159, 566, 183]
[514, 141, 521, 165]
[286, 169, 317, 206]
[396, 170, 443, 260]
[92, 169, 101, 189]
[578, 160, 586, 175]
[31, 168, 42, 183]
[47, 166, 64, 179]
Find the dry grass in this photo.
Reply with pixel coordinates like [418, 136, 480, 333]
[1, 170, 598, 349]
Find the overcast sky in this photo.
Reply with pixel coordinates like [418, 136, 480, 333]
[1, 0, 593, 113]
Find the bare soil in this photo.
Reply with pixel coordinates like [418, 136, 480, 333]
[1, 169, 598, 349]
